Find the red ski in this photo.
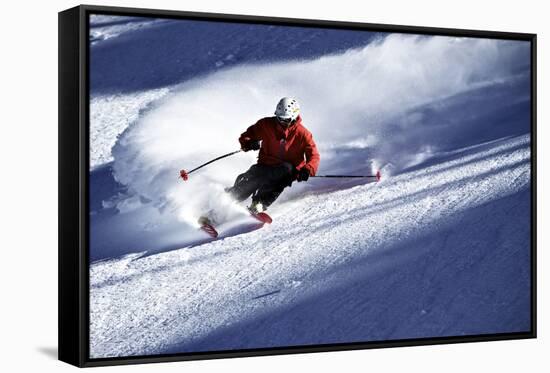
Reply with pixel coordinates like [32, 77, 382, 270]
[250, 211, 272, 224]
[200, 222, 218, 238]
[198, 216, 219, 238]
[198, 211, 272, 239]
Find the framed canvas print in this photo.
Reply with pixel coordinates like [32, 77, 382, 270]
[58, 4, 537, 367]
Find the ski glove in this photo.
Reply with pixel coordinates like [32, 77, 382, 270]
[296, 168, 310, 182]
[242, 139, 261, 152]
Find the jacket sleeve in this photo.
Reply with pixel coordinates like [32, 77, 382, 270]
[238, 119, 264, 148]
[302, 132, 320, 176]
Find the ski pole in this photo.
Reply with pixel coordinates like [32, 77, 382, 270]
[180, 149, 242, 181]
[312, 170, 381, 181]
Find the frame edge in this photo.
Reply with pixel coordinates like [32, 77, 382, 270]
[62, 4, 537, 367]
[58, 5, 85, 368]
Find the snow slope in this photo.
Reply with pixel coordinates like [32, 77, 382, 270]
[87, 16, 532, 359]
[89, 134, 531, 358]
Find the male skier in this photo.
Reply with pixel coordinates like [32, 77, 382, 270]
[198, 97, 320, 233]
[227, 97, 320, 213]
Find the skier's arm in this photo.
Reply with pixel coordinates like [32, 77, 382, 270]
[239, 120, 264, 151]
[302, 133, 320, 176]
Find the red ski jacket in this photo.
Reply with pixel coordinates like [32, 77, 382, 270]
[239, 116, 320, 176]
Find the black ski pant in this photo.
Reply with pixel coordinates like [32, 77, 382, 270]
[226, 163, 294, 208]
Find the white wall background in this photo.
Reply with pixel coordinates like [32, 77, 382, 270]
[0, 0, 546, 371]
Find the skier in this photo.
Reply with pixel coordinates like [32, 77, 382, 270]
[226, 97, 320, 213]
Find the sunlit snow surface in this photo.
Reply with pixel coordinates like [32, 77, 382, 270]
[88, 15, 532, 358]
[90, 88, 170, 168]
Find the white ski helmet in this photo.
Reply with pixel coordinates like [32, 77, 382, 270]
[275, 97, 300, 123]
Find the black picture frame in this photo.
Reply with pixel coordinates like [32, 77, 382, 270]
[59, 4, 537, 368]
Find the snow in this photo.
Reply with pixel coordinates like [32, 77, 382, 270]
[89, 15, 167, 45]
[90, 88, 170, 169]
[90, 134, 530, 358]
[87, 15, 532, 359]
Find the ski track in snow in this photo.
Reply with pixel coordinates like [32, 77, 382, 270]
[89, 15, 168, 45]
[89, 134, 530, 358]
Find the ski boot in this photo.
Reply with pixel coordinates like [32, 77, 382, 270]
[248, 200, 265, 214]
[247, 201, 272, 224]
